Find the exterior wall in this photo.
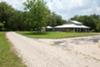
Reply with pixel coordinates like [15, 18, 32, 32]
[46, 28, 89, 32]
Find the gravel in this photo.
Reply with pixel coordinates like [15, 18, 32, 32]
[6, 32, 100, 67]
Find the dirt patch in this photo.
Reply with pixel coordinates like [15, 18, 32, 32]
[6, 32, 100, 67]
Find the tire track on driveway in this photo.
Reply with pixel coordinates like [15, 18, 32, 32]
[6, 32, 100, 67]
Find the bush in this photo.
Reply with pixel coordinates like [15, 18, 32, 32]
[0, 22, 4, 31]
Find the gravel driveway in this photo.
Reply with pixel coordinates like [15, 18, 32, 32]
[6, 32, 100, 67]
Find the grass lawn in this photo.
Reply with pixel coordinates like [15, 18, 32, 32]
[0, 32, 26, 67]
[18, 31, 100, 39]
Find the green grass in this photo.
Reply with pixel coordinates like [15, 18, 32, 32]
[18, 31, 100, 39]
[0, 32, 26, 67]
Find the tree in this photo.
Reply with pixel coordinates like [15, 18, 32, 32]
[96, 22, 100, 32]
[0, 1, 66, 31]
[8, 11, 25, 30]
[47, 12, 66, 27]
[0, 22, 4, 31]
[71, 14, 100, 32]
[0, 2, 15, 30]
[24, 0, 50, 32]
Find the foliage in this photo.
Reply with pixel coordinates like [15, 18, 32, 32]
[0, 22, 4, 31]
[0, 2, 15, 30]
[47, 12, 66, 27]
[1, 1, 100, 32]
[71, 14, 100, 32]
[24, 0, 50, 32]
[0, 1, 66, 31]
[8, 11, 29, 31]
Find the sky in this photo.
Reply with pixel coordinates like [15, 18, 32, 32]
[1, 0, 100, 19]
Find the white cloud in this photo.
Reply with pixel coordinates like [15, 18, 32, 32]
[2, 0, 26, 10]
[49, 0, 100, 19]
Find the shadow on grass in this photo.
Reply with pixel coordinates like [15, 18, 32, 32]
[22, 32, 48, 35]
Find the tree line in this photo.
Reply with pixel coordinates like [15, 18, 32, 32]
[0, 0, 66, 31]
[71, 15, 100, 32]
[0, 0, 100, 32]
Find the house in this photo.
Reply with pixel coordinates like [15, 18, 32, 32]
[46, 20, 90, 32]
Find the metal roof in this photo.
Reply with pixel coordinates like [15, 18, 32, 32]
[47, 26, 52, 29]
[71, 20, 82, 25]
[55, 24, 89, 28]
[47, 20, 90, 29]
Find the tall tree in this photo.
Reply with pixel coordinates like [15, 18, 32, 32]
[47, 12, 66, 27]
[0, 22, 4, 31]
[24, 0, 50, 32]
[8, 11, 27, 31]
[0, 2, 15, 30]
[71, 14, 100, 32]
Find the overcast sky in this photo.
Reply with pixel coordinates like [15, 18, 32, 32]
[1, 0, 100, 19]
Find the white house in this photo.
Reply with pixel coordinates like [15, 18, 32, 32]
[47, 20, 90, 32]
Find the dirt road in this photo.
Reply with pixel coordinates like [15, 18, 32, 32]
[6, 32, 100, 67]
